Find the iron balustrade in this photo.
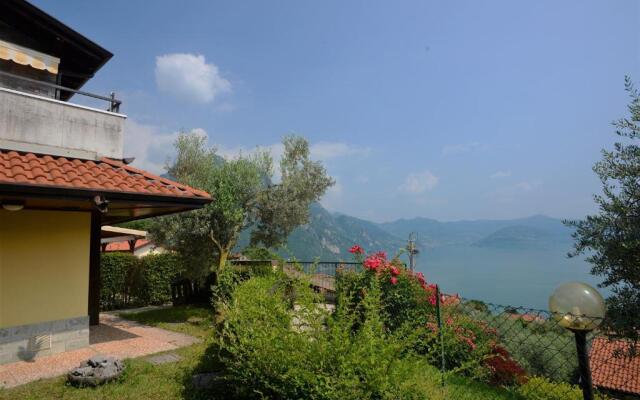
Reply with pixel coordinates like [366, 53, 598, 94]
[0, 70, 122, 112]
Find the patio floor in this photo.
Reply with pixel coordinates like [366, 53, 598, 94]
[0, 312, 199, 388]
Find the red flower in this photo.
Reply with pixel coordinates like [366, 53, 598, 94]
[390, 266, 400, 276]
[390, 276, 398, 285]
[363, 255, 382, 271]
[374, 251, 387, 260]
[349, 245, 364, 254]
[415, 272, 426, 284]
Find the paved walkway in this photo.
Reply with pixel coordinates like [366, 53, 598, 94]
[0, 313, 199, 388]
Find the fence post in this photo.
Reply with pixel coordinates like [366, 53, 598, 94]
[436, 285, 446, 386]
[573, 330, 595, 400]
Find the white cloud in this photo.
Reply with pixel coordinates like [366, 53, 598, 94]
[310, 142, 371, 160]
[124, 120, 177, 174]
[515, 181, 534, 192]
[155, 53, 231, 103]
[320, 178, 343, 211]
[399, 170, 439, 194]
[487, 180, 541, 203]
[490, 170, 512, 179]
[213, 141, 369, 164]
[442, 141, 484, 156]
[124, 121, 210, 175]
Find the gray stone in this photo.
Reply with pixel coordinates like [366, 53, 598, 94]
[68, 357, 125, 387]
[191, 372, 221, 390]
[0, 316, 89, 365]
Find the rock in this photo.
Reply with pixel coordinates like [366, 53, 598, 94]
[67, 356, 125, 387]
[191, 372, 220, 390]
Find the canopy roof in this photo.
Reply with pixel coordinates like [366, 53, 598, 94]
[0, 150, 211, 224]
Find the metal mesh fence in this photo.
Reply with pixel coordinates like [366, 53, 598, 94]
[431, 288, 638, 399]
[289, 261, 639, 399]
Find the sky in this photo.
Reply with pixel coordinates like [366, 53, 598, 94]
[34, 0, 640, 222]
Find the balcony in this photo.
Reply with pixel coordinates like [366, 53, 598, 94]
[0, 71, 125, 161]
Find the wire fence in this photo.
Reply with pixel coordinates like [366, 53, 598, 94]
[288, 261, 639, 400]
[434, 288, 640, 399]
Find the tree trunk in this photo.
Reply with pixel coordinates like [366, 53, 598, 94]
[218, 248, 229, 270]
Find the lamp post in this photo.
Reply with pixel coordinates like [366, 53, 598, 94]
[549, 282, 606, 400]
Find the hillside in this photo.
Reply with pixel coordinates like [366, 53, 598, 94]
[277, 203, 405, 260]
[379, 215, 573, 249]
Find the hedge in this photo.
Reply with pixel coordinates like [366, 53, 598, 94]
[100, 252, 185, 310]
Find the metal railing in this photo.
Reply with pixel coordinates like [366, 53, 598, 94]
[0, 70, 122, 112]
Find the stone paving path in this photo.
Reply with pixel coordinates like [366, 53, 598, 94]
[0, 313, 199, 388]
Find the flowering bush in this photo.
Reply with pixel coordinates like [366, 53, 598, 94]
[337, 245, 526, 386]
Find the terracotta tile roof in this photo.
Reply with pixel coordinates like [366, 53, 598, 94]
[0, 150, 211, 200]
[590, 336, 640, 395]
[104, 239, 151, 252]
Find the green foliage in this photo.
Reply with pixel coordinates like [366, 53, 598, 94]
[100, 252, 184, 310]
[217, 275, 449, 400]
[516, 376, 610, 400]
[100, 252, 139, 310]
[151, 132, 333, 277]
[138, 253, 185, 305]
[241, 246, 281, 261]
[566, 76, 640, 342]
[250, 136, 335, 248]
[211, 262, 275, 311]
[497, 319, 578, 383]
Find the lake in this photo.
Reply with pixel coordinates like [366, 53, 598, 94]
[417, 244, 607, 310]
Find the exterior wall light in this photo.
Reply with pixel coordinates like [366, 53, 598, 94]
[549, 282, 606, 400]
[1, 201, 24, 211]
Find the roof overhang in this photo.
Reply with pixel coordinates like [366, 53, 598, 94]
[0, 0, 114, 100]
[0, 182, 210, 225]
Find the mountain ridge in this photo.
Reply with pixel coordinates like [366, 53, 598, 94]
[269, 204, 575, 261]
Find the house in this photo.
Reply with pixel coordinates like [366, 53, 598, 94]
[101, 225, 165, 257]
[590, 336, 640, 398]
[0, 0, 211, 364]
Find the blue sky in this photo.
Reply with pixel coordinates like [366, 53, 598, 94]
[34, 0, 640, 222]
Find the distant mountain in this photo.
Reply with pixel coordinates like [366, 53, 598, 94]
[277, 203, 405, 261]
[379, 215, 573, 250]
[221, 202, 576, 261]
[473, 225, 565, 249]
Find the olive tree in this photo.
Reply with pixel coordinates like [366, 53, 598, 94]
[566, 76, 640, 343]
[150, 132, 333, 278]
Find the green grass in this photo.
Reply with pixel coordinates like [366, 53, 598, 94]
[120, 305, 214, 339]
[0, 305, 519, 400]
[0, 306, 219, 400]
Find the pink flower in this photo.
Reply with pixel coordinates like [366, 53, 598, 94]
[363, 255, 382, 271]
[349, 245, 364, 254]
[415, 272, 426, 284]
[390, 266, 400, 276]
[374, 251, 387, 260]
[390, 277, 398, 285]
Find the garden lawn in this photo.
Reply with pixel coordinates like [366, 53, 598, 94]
[0, 305, 518, 400]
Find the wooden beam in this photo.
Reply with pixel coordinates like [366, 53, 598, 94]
[88, 210, 102, 326]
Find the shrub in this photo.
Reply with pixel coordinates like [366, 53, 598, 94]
[212, 261, 277, 308]
[336, 248, 528, 386]
[101, 252, 139, 310]
[100, 252, 184, 310]
[217, 274, 445, 400]
[516, 376, 609, 400]
[138, 253, 185, 304]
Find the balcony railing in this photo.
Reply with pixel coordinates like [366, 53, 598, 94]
[0, 70, 122, 113]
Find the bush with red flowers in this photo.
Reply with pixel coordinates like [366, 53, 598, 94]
[337, 245, 527, 386]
